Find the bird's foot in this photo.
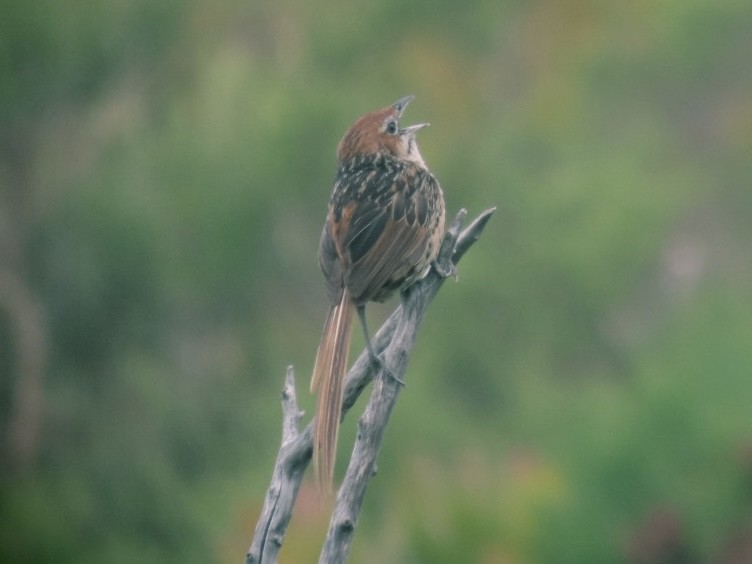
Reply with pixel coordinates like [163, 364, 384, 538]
[433, 259, 457, 281]
[369, 352, 405, 387]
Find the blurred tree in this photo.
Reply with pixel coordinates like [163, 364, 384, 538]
[1, 0, 751, 561]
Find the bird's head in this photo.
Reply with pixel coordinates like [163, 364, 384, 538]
[336, 95, 429, 168]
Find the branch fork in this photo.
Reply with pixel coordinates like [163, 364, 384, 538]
[247, 207, 495, 564]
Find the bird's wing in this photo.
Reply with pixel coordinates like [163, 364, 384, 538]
[318, 219, 346, 305]
[341, 167, 438, 303]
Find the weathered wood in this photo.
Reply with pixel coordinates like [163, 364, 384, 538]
[246, 367, 310, 564]
[247, 207, 495, 564]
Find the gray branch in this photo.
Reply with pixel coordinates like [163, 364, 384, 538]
[247, 207, 495, 564]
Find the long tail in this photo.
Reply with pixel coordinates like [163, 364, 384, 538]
[311, 289, 353, 494]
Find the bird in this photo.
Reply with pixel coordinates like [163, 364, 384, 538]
[310, 95, 446, 493]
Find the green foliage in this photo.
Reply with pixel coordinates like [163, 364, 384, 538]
[2, 0, 752, 561]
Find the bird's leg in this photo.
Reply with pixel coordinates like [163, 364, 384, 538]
[356, 304, 405, 386]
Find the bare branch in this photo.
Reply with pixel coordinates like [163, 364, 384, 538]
[246, 367, 310, 564]
[247, 207, 495, 564]
[454, 206, 496, 263]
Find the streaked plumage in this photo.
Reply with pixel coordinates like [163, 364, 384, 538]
[311, 96, 445, 493]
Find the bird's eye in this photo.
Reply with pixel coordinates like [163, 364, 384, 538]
[385, 120, 398, 135]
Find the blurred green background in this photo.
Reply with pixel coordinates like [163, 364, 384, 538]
[2, 0, 752, 562]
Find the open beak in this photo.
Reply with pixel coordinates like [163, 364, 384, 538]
[391, 95, 428, 134]
[392, 95, 415, 117]
[400, 122, 430, 135]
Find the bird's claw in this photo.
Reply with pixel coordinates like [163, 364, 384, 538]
[382, 362, 406, 387]
[433, 260, 457, 281]
[369, 352, 405, 387]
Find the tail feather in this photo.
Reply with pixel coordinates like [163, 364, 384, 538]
[311, 289, 353, 494]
